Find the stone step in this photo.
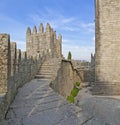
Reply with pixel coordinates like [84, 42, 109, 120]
[35, 75, 52, 79]
[39, 67, 55, 69]
[38, 71, 53, 74]
[36, 58, 61, 80]
[40, 66, 55, 69]
[42, 61, 61, 65]
[38, 68, 54, 72]
[38, 72, 54, 75]
[41, 65, 55, 67]
[39, 67, 59, 71]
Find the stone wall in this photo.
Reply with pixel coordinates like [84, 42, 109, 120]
[90, 53, 95, 82]
[0, 34, 49, 122]
[94, 0, 120, 95]
[0, 34, 10, 94]
[71, 58, 95, 84]
[51, 60, 81, 98]
[26, 23, 62, 58]
[0, 22, 62, 122]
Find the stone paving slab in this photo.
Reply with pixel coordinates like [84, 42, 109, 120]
[3, 79, 91, 125]
[2, 78, 120, 125]
[76, 87, 120, 125]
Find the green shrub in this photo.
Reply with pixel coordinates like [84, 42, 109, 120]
[67, 95, 74, 103]
[67, 51, 72, 60]
[71, 87, 79, 97]
[75, 82, 80, 87]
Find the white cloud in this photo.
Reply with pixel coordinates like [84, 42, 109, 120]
[61, 17, 75, 23]
[29, 13, 77, 31]
[29, 10, 95, 34]
[62, 39, 81, 45]
[92, 36, 95, 41]
[62, 44, 95, 61]
[27, 5, 96, 37]
[34, 9, 95, 61]
[81, 22, 95, 33]
[28, 8, 79, 31]
[0, 9, 95, 61]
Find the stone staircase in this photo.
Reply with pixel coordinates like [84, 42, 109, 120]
[35, 58, 61, 80]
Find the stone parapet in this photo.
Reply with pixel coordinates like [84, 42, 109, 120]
[0, 34, 10, 94]
[0, 33, 50, 122]
[0, 22, 63, 122]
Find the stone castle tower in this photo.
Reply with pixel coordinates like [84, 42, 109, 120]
[94, 0, 120, 94]
[26, 23, 62, 58]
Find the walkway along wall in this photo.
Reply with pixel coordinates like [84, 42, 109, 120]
[0, 23, 62, 122]
[0, 34, 50, 123]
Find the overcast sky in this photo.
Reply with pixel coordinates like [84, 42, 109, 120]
[0, 0, 95, 61]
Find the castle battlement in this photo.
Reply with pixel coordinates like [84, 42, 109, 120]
[26, 23, 62, 58]
[0, 32, 53, 121]
[0, 22, 62, 95]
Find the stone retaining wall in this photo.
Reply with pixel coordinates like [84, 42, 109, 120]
[51, 59, 81, 98]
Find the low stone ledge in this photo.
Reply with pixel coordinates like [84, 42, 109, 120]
[92, 82, 120, 95]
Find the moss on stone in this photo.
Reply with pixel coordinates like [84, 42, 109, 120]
[71, 87, 79, 97]
[67, 95, 74, 103]
[75, 82, 80, 87]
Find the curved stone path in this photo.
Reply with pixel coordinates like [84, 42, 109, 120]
[3, 78, 92, 125]
[3, 78, 120, 125]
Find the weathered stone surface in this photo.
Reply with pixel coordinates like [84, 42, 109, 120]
[94, 0, 120, 95]
[36, 58, 61, 80]
[51, 59, 81, 98]
[10, 42, 16, 76]
[0, 32, 51, 122]
[3, 79, 92, 125]
[0, 34, 10, 93]
[76, 87, 120, 125]
[26, 23, 62, 58]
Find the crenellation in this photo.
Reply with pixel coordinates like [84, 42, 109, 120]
[53, 31, 56, 40]
[33, 26, 37, 34]
[16, 49, 21, 73]
[46, 23, 51, 33]
[26, 23, 62, 58]
[39, 23, 44, 33]
[0, 22, 62, 122]
[21, 51, 27, 60]
[1, 2, 120, 124]
[57, 34, 62, 57]
[26, 27, 31, 36]
[10, 42, 17, 76]
[58, 34, 62, 40]
[0, 34, 10, 93]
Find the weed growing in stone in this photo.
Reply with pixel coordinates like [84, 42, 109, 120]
[67, 82, 80, 103]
